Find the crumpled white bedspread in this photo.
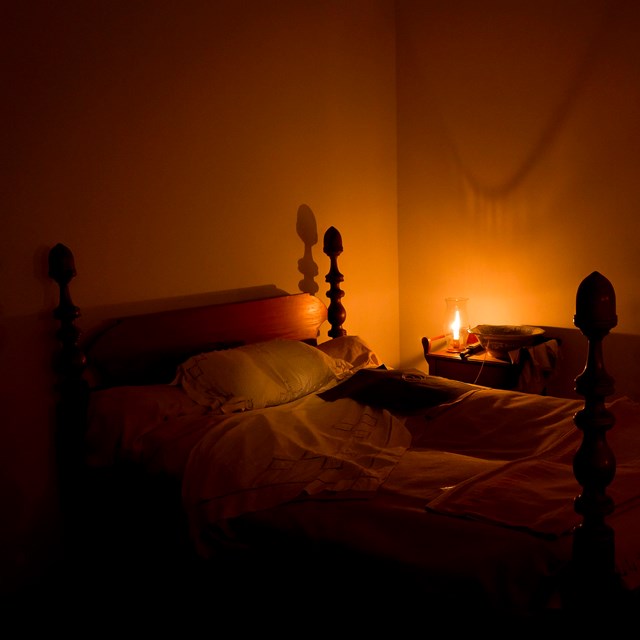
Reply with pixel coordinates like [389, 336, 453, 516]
[182, 391, 411, 555]
[88, 370, 640, 594]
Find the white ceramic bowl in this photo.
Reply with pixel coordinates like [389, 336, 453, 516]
[468, 325, 545, 361]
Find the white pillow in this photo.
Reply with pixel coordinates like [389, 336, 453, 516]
[174, 339, 352, 413]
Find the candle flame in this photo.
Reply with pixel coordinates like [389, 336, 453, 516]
[451, 309, 461, 340]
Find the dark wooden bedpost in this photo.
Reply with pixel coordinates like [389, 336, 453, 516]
[568, 271, 623, 611]
[48, 244, 89, 524]
[323, 226, 346, 338]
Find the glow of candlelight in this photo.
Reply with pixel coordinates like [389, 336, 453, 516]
[451, 309, 461, 345]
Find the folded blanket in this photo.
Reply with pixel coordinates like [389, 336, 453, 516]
[425, 457, 580, 539]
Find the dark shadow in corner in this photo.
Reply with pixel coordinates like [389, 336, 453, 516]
[296, 204, 319, 295]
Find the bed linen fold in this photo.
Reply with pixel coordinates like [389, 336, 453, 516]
[182, 392, 411, 556]
[422, 395, 640, 589]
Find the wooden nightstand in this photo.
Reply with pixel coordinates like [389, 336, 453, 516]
[421, 337, 519, 390]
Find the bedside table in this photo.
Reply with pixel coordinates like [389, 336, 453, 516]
[421, 337, 519, 390]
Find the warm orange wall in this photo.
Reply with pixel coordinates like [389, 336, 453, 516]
[396, 0, 640, 400]
[1, 1, 397, 593]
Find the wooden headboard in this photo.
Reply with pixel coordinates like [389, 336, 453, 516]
[48, 226, 347, 389]
[80, 294, 330, 387]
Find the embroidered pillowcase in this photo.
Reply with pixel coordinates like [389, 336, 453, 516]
[174, 338, 352, 413]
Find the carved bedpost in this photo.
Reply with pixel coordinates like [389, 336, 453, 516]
[323, 226, 346, 338]
[569, 271, 623, 609]
[48, 244, 88, 521]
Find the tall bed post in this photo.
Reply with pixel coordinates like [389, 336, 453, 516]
[323, 226, 347, 338]
[569, 271, 623, 609]
[48, 244, 89, 524]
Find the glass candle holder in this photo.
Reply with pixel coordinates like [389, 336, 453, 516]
[444, 297, 470, 352]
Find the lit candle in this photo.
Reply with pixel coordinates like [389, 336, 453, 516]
[451, 309, 461, 350]
[444, 296, 469, 353]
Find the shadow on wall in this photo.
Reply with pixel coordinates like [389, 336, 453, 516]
[296, 204, 320, 296]
[541, 326, 640, 403]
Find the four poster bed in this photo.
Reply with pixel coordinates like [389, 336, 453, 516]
[49, 227, 640, 627]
